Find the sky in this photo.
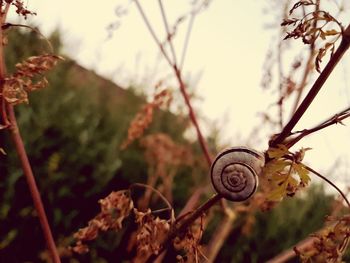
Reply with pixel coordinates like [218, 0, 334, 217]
[8, 1, 350, 189]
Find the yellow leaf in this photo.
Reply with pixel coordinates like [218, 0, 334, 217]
[263, 159, 290, 176]
[293, 163, 311, 184]
[287, 176, 299, 187]
[267, 144, 289, 159]
[268, 182, 287, 201]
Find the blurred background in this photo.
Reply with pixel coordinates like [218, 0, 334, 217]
[1, 0, 350, 262]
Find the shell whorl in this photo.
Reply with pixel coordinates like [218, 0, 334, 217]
[210, 147, 265, 202]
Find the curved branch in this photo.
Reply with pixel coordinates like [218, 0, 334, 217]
[130, 183, 175, 221]
[304, 164, 350, 208]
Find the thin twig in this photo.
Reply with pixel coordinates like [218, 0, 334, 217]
[266, 235, 317, 263]
[304, 164, 350, 208]
[286, 106, 350, 147]
[158, 0, 177, 65]
[146, 193, 222, 262]
[290, 0, 319, 115]
[3, 23, 54, 53]
[180, 13, 195, 70]
[134, 0, 212, 166]
[134, 2, 229, 257]
[270, 23, 350, 148]
[130, 183, 175, 221]
[173, 66, 212, 166]
[133, 0, 173, 66]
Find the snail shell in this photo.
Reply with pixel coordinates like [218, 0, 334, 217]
[210, 147, 265, 202]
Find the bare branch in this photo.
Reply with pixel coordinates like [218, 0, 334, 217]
[147, 193, 222, 262]
[6, 106, 61, 262]
[134, 0, 213, 166]
[286, 106, 350, 147]
[130, 183, 175, 222]
[270, 23, 350, 148]
[133, 0, 173, 66]
[180, 13, 195, 70]
[158, 0, 177, 65]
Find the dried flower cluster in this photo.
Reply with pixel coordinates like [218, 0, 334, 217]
[71, 186, 210, 262]
[281, 0, 343, 72]
[263, 144, 311, 201]
[139, 133, 193, 206]
[2, 54, 62, 105]
[71, 190, 134, 254]
[295, 215, 350, 262]
[173, 216, 205, 263]
[120, 87, 172, 149]
[133, 209, 170, 262]
[2, 0, 36, 19]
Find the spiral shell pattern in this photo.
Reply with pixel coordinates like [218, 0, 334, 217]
[210, 147, 265, 202]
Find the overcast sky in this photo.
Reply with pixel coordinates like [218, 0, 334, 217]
[9, 1, 350, 189]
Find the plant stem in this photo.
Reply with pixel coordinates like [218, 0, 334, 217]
[158, 0, 177, 65]
[0, 8, 60, 263]
[147, 193, 222, 262]
[270, 23, 350, 148]
[180, 13, 195, 71]
[6, 106, 61, 263]
[286, 106, 350, 147]
[173, 66, 212, 165]
[134, 0, 213, 166]
[304, 164, 350, 208]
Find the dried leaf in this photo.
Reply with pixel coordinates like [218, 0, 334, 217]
[71, 190, 134, 254]
[133, 209, 170, 261]
[121, 87, 172, 149]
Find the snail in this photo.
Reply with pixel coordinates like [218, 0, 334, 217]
[210, 147, 265, 202]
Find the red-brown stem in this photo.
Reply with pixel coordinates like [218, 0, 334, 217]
[266, 235, 317, 263]
[286, 107, 350, 147]
[0, 3, 10, 127]
[134, 0, 173, 66]
[270, 23, 350, 148]
[158, 0, 177, 65]
[134, 0, 212, 165]
[6, 106, 61, 263]
[174, 66, 212, 165]
[180, 13, 195, 70]
[0, 7, 60, 263]
[146, 193, 222, 262]
[134, 2, 229, 252]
